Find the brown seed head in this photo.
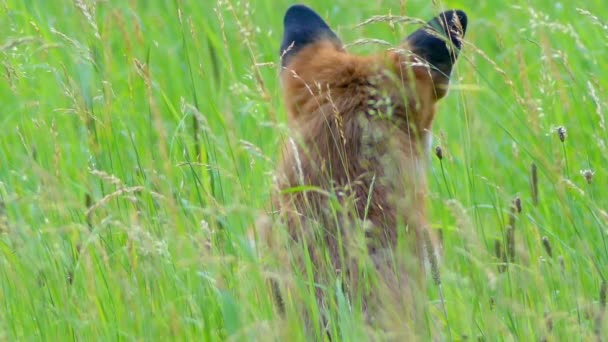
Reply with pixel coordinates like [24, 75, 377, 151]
[557, 126, 567, 142]
[541, 236, 552, 258]
[530, 163, 539, 206]
[513, 197, 522, 214]
[580, 169, 595, 184]
[435, 146, 443, 160]
[494, 239, 506, 273]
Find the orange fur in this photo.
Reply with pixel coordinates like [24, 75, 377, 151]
[272, 38, 445, 259]
[254, 6, 467, 331]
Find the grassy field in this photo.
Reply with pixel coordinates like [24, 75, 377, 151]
[1, 0, 607, 340]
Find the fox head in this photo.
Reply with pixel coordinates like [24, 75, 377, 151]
[279, 5, 467, 149]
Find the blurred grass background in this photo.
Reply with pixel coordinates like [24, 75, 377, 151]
[0, 0, 607, 340]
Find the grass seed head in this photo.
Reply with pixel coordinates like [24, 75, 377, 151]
[541, 236, 553, 258]
[530, 163, 539, 206]
[557, 126, 567, 142]
[423, 230, 441, 286]
[513, 196, 522, 214]
[506, 226, 515, 262]
[580, 169, 595, 184]
[435, 146, 443, 160]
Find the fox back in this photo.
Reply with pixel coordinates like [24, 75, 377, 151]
[262, 4, 467, 327]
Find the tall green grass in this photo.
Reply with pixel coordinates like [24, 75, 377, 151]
[1, 0, 606, 340]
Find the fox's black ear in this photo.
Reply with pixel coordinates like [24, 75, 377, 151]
[407, 10, 467, 86]
[280, 4, 342, 66]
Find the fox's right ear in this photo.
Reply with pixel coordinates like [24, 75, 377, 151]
[406, 10, 467, 98]
[280, 4, 342, 67]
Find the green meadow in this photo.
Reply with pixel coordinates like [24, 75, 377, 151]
[1, 0, 606, 340]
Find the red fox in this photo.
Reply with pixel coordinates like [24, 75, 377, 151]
[255, 3, 467, 330]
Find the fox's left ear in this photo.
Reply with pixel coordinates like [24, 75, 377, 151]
[406, 10, 467, 97]
[280, 5, 343, 67]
